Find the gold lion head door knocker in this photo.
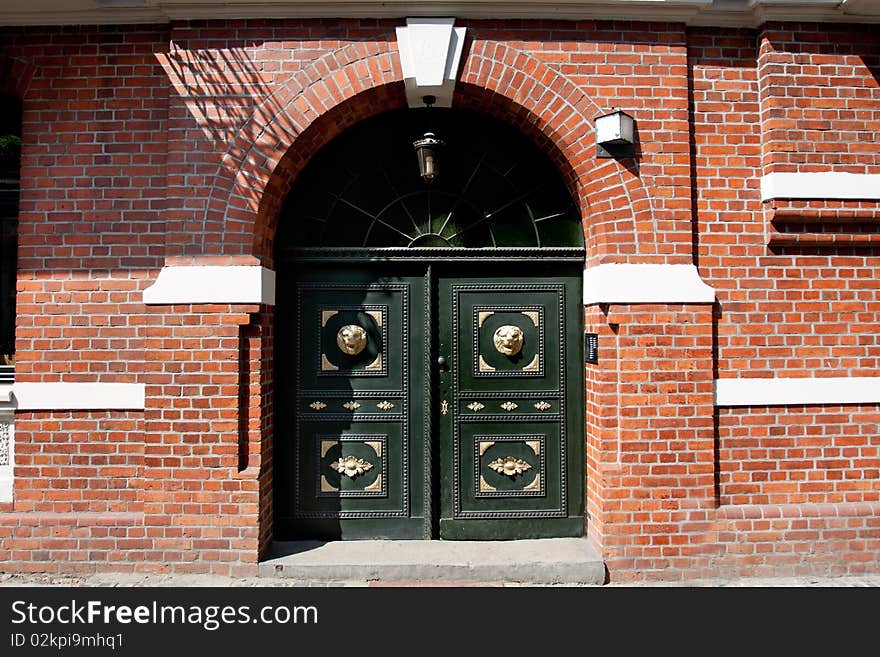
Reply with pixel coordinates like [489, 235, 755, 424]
[493, 325, 524, 357]
[336, 324, 368, 356]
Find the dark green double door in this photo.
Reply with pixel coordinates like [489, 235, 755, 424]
[276, 263, 584, 540]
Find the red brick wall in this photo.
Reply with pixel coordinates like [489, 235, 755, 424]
[755, 21, 880, 297]
[586, 304, 717, 579]
[10, 25, 167, 277]
[0, 18, 877, 581]
[709, 502, 880, 578]
[13, 276, 152, 382]
[142, 303, 262, 575]
[678, 23, 880, 581]
[758, 22, 880, 174]
[584, 304, 615, 557]
[0, 512, 146, 571]
[691, 26, 880, 380]
[11, 412, 144, 514]
[240, 307, 274, 558]
[717, 406, 880, 505]
[159, 20, 404, 261]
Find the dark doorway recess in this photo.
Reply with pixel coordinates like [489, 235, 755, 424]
[274, 108, 585, 540]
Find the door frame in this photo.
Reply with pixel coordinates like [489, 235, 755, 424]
[274, 248, 586, 540]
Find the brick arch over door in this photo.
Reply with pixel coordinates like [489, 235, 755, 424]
[205, 40, 658, 265]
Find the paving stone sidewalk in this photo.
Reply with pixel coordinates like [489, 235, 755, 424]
[1, 572, 878, 587]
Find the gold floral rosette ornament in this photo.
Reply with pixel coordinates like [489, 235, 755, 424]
[488, 456, 532, 478]
[330, 455, 374, 479]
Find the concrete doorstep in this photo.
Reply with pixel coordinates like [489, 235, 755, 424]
[259, 538, 606, 585]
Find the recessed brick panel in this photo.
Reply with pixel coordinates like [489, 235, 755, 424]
[758, 22, 880, 173]
[11, 412, 144, 514]
[717, 405, 880, 505]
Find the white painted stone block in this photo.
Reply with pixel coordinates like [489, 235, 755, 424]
[583, 264, 715, 304]
[396, 18, 466, 108]
[761, 172, 880, 201]
[13, 383, 146, 411]
[715, 377, 880, 406]
[143, 265, 276, 306]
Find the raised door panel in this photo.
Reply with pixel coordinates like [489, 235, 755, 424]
[276, 271, 428, 539]
[438, 276, 584, 539]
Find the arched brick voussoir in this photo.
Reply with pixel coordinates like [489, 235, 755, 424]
[202, 40, 404, 261]
[0, 54, 35, 99]
[253, 82, 407, 262]
[459, 41, 657, 265]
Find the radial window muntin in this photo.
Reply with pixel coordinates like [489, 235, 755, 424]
[277, 108, 583, 250]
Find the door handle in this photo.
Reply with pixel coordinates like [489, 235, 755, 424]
[437, 356, 449, 371]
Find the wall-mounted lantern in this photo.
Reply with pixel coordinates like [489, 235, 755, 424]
[595, 110, 635, 158]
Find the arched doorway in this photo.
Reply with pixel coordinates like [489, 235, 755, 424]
[274, 108, 585, 540]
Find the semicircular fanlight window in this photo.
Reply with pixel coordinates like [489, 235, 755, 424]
[277, 108, 583, 249]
